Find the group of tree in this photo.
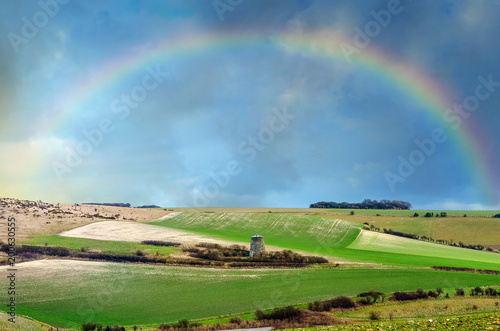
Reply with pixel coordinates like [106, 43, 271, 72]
[186, 244, 328, 265]
[310, 199, 412, 210]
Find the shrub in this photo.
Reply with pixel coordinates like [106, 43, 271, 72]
[136, 250, 144, 256]
[350, 211, 355, 215]
[330, 296, 356, 308]
[424, 212, 434, 217]
[428, 290, 439, 298]
[369, 311, 381, 320]
[456, 288, 465, 296]
[255, 310, 265, 320]
[175, 319, 189, 328]
[485, 287, 498, 296]
[493, 213, 500, 218]
[256, 306, 300, 320]
[230, 315, 242, 324]
[474, 286, 484, 296]
[392, 291, 419, 301]
[141, 240, 181, 247]
[82, 322, 98, 331]
[413, 212, 419, 217]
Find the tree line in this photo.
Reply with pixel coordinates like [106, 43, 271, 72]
[310, 199, 412, 210]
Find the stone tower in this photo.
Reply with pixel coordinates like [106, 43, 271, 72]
[250, 235, 265, 257]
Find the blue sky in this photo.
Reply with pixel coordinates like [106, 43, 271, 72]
[1, 0, 500, 209]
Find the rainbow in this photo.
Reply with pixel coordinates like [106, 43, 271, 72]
[36, 30, 498, 205]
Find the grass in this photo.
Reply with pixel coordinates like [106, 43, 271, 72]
[5, 208, 500, 329]
[2, 262, 500, 329]
[149, 212, 362, 254]
[320, 209, 500, 217]
[348, 230, 500, 265]
[0, 312, 48, 331]
[288, 312, 500, 330]
[22, 235, 180, 256]
[337, 296, 500, 320]
[343, 214, 500, 247]
[149, 212, 500, 270]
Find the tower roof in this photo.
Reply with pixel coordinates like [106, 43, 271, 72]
[251, 235, 263, 238]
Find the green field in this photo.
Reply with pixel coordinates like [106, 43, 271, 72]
[22, 235, 180, 256]
[2, 209, 499, 329]
[344, 214, 500, 247]
[348, 230, 500, 265]
[0, 312, 46, 331]
[319, 209, 500, 217]
[149, 212, 500, 270]
[290, 312, 500, 331]
[4, 262, 500, 329]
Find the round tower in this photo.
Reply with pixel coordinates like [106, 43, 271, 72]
[250, 235, 265, 257]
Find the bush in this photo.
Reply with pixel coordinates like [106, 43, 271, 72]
[494, 213, 500, 218]
[141, 240, 181, 247]
[485, 287, 498, 296]
[175, 319, 189, 328]
[392, 291, 419, 301]
[309, 296, 356, 311]
[350, 211, 355, 215]
[256, 306, 300, 320]
[473, 286, 484, 296]
[424, 212, 434, 218]
[427, 290, 439, 298]
[255, 310, 265, 320]
[413, 212, 419, 217]
[369, 311, 381, 320]
[82, 322, 98, 331]
[230, 315, 242, 324]
[136, 250, 144, 256]
[456, 288, 465, 296]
